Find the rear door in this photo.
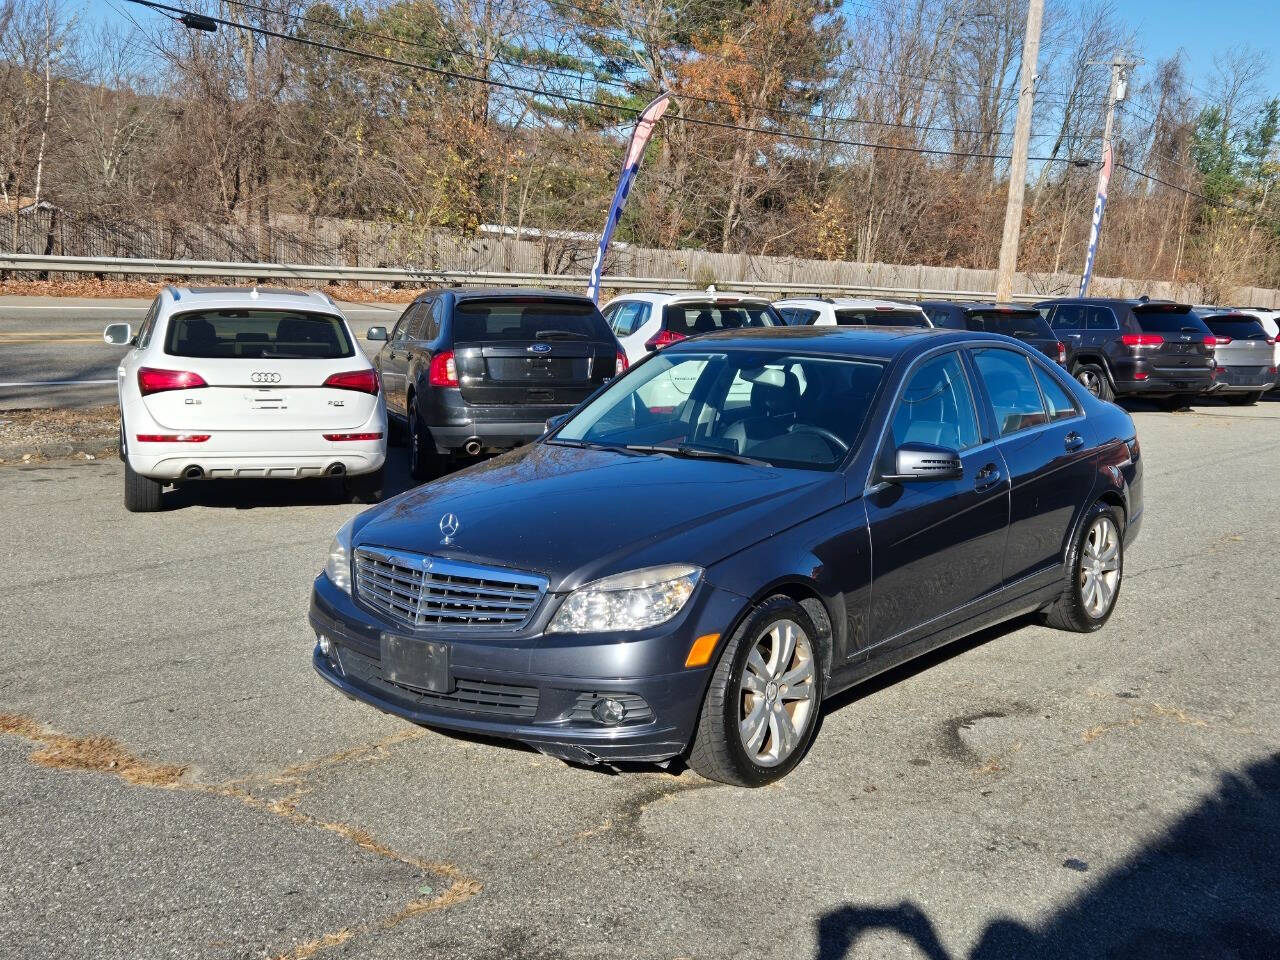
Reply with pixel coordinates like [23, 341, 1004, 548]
[145, 307, 377, 431]
[376, 304, 418, 417]
[451, 297, 619, 406]
[1132, 304, 1215, 385]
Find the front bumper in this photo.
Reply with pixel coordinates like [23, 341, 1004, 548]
[308, 571, 747, 763]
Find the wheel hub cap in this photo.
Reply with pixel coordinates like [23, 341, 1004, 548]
[738, 619, 816, 768]
[1080, 516, 1121, 618]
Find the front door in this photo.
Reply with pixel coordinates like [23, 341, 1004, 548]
[377, 304, 418, 417]
[864, 350, 1010, 648]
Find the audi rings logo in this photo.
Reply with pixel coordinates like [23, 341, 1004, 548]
[250, 372, 282, 384]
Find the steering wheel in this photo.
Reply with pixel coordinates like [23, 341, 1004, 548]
[787, 424, 849, 455]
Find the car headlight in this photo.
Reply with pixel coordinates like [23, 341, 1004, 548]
[323, 518, 355, 595]
[546, 564, 702, 634]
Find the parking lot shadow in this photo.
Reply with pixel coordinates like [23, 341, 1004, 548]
[814, 752, 1280, 960]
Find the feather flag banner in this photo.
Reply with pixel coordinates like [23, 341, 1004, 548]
[1079, 141, 1113, 297]
[586, 93, 671, 303]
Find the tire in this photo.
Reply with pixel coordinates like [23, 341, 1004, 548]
[1226, 391, 1263, 406]
[1073, 363, 1113, 401]
[407, 397, 444, 482]
[1042, 501, 1124, 633]
[1159, 394, 1191, 412]
[688, 596, 825, 787]
[344, 465, 385, 504]
[123, 459, 164, 513]
[387, 413, 408, 447]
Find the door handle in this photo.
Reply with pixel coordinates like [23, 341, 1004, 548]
[974, 463, 1002, 491]
[1064, 431, 1085, 451]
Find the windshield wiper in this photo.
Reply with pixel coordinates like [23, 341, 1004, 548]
[624, 443, 769, 466]
[535, 329, 588, 341]
[547, 439, 644, 455]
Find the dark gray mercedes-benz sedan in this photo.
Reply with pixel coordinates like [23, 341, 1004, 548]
[310, 326, 1142, 786]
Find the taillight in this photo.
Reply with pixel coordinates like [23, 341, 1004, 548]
[615, 351, 629, 375]
[137, 367, 207, 396]
[322, 432, 384, 441]
[1134, 372, 1149, 380]
[322, 369, 380, 394]
[1213, 367, 1225, 376]
[1212, 335, 1232, 346]
[644, 329, 686, 351]
[135, 434, 210, 442]
[1056, 341, 1067, 364]
[428, 350, 459, 387]
[1203, 334, 1218, 348]
[1121, 334, 1164, 347]
[1266, 337, 1276, 345]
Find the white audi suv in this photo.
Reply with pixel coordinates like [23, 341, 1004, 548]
[104, 286, 387, 512]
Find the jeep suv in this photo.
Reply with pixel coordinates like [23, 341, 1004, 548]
[1035, 298, 1217, 406]
[919, 301, 1066, 366]
[370, 288, 624, 480]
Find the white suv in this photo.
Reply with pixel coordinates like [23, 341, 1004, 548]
[104, 286, 387, 512]
[773, 297, 932, 328]
[600, 289, 784, 365]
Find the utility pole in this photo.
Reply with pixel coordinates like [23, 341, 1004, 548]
[995, 0, 1044, 304]
[1079, 52, 1136, 296]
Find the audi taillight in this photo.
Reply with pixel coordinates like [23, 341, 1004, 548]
[135, 434, 210, 442]
[615, 351, 629, 375]
[322, 369, 380, 394]
[645, 329, 686, 351]
[322, 432, 384, 441]
[137, 367, 207, 396]
[1121, 334, 1164, 347]
[428, 350, 458, 387]
[1056, 341, 1067, 364]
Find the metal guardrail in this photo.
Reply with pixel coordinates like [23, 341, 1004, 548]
[0, 252, 1049, 303]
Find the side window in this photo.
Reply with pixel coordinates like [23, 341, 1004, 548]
[1050, 304, 1086, 331]
[389, 305, 414, 342]
[1087, 306, 1118, 331]
[888, 351, 981, 455]
[601, 302, 623, 331]
[973, 349, 1049, 435]
[137, 298, 161, 347]
[427, 297, 446, 340]
[406, 301, 431, 340]
[1032, 364, 1080, 422]
[615, 302, 651, 337]
[925, 307, 963, 330]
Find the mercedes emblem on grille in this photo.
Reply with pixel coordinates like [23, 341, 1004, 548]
[439, 513, 460, 544]
[251, 371, 282, 384]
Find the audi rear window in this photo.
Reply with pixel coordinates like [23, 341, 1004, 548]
[969, 310, 1053, 338]
[834, 309, 929, 327]
[164, 309, 353, 359]
[1203, 317, 1271, 340]
[664, 302, 781, 336]
[453, 298, 610, 342]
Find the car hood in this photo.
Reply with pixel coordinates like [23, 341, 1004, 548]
[353, 442, 843, 592]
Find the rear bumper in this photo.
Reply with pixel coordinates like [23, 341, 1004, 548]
[416, 389, 576, 454]
[1111, 356, 1216, 396]
[1210, 366, 1277, 392]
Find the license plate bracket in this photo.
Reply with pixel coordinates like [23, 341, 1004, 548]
[380, 633, 451, 692]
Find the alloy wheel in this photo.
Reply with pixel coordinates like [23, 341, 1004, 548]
[1076, 369, 1101, 396]
[738, 619, 816, 767]
[1080, 515, 1121, 618]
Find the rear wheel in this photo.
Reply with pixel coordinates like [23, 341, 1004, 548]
[1159, 394, 1192, 411]
[688, 596, 824, 787]
[344, 466, 385, 504]
[123, 460, 164, 513]
[1073, 363, 1113, 401]
[408, 397, 444, 482]
[1226, 391, 1264, 406]
[1043, 501, 1123, 633]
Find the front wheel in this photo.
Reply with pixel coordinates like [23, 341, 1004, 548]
[1042, 501, 1124, 632]
[688, 596, 824, 787]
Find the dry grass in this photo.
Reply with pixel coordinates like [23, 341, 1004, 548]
[270, 929, 354, 960]
[0, 712, 187, 785]
[0, 276, 428, 304]
[0, 405, 119, 460]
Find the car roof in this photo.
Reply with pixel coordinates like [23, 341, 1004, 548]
[659, 324, 1021, 361]
[775, 296, 924, 311]
[918, 300, 1039, 314]
[1033, 296, 1190, 309]
[162, 285, 341, 314]
[602, 290, 773, 307]
[426, 287, 598, 303]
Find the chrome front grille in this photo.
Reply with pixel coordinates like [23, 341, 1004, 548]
[354, 546, 547, 632]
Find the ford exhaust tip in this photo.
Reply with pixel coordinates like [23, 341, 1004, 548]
[463, 438, 483, 456]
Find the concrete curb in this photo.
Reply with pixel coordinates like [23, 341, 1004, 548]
[0, 434, 118, 462]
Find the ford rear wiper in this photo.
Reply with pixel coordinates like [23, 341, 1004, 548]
[625, 443, 769, 466]
[535, 329, 588, 340]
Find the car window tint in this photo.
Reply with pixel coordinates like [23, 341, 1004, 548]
[1203, 317, 1270, 340]
[164, 309, 354, 359]
[664, 303, 780, 335]
[779, 307, 820, 326]
[1133, 308, 1211, 335]
[925, 307, 964, 329]
[1032, 364, 1079, 422]
[390, 305, 414, 342]
[973, 349, 1049, 435]
[889, 351, 980, 453]
[971, 310, 1053, 338]
[834, 309, 929, 327]
[615, 302, 650, 337]
[427, 297, 446, 339]
[1087, 306, 1118, 330]
[1050, 304, 1086, 330]
[406, 301, 431, 339]
[453, 298, 611, 341]
[138, 297, 161, 347]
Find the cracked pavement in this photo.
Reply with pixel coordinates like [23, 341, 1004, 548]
[1, 398, 1278, 959]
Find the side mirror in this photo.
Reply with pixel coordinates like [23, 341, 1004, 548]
[103, 322, 132, 345]
[543, 413, 570, 435]
[366, 326, 388, 342]
[882, 442, 963, 482]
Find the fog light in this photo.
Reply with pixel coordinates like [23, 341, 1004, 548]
[591, 697, 627, 725]
[317, 633, 333, 657]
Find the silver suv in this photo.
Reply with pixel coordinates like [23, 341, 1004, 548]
[1195, 309, 1278, 405]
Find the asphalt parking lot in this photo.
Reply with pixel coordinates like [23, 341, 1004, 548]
[1, 389, 1277, 959]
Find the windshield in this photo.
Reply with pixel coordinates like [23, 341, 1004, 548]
[970, 310, 1053, 338]
[164, 309, 353, 359]
[453, 298, 610, 342]
[833, 308, 929, 328]
[664, 302, 781, 336]
[553, 350, 885, 470]
[1203, 317, 1271, 340]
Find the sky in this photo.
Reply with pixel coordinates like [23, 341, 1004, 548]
[80, 0, 1280, 97]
